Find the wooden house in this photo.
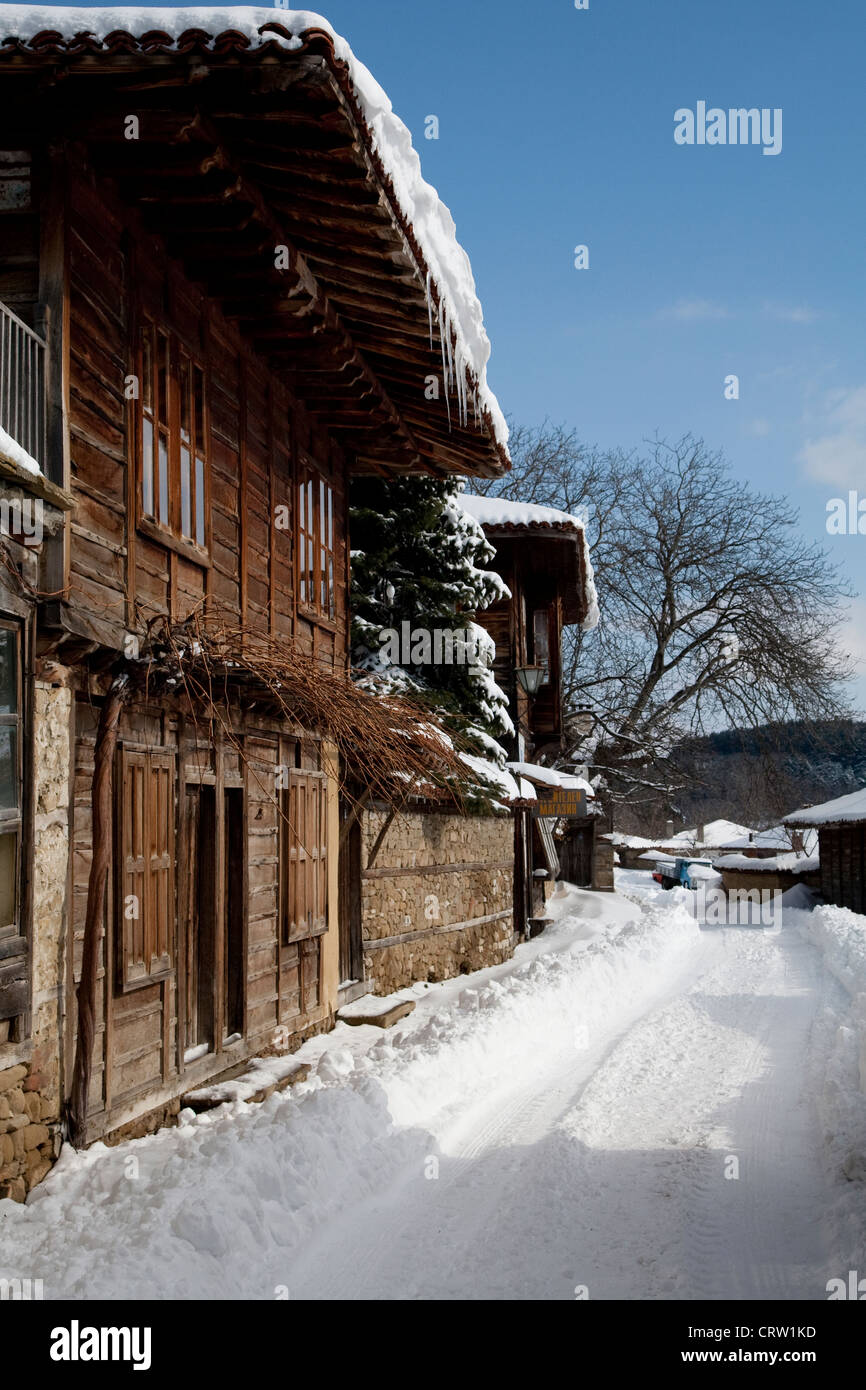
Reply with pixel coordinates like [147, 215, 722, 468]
[0, 7, 507, 1177]
[459, 495, 601, 924]
[786, 788, 866, 914]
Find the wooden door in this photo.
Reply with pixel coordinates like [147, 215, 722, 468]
[338, 798, 363, 986]
[223, 787, 245, 1039]
[185, 784, 216, 1056]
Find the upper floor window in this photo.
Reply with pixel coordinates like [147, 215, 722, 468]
[138, 321, 208, 552]
[532, 608, 551, 685]
[298, 466, 335, 620]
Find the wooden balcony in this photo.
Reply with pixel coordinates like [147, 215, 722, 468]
[0, 299, 45, 471]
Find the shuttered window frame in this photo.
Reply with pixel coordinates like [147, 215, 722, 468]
[116, 746, 175, 992]
[282, 768, 328, 945]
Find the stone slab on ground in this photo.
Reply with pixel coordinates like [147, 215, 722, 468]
[337, 994, 416, 1029]
[182, 1056, 310, 1113]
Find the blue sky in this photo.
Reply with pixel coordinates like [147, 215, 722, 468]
[51, 0, 866, 710]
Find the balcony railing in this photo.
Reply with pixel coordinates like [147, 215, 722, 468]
[0, 300, 46, 470]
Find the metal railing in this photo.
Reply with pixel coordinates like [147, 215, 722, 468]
[0, 300, 46, 469]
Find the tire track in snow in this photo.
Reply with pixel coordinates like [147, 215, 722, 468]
[289, 934, 720, 1299]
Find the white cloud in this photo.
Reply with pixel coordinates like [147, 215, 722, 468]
[661, 298, 731, 322]
[763, 301, 819, 324]
[799, 384, 866, 489]
[745, 418, 771, 438]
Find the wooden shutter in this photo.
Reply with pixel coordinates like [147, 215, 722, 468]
[285, 770, 328, 942]
[118, 748, 174, 989]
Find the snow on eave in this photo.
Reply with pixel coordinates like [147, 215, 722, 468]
[460, 495, 588, 533]
[0, 4, 509, 457]
[785, 785, 866, 827]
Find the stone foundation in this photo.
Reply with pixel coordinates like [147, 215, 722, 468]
[0, 1060, 62, 1201]
[0, 672, 70, 1201]
[362, 808, 515, 994]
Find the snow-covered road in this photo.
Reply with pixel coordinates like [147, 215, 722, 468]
[290, 910, 840, 1300]
[2, 878, 865, 1300]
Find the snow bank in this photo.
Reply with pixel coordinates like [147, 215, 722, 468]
[0, 885, 699, 1299]
[0, 4, 507, 448]
[792, 897, 866, 1249]
[801, 902, 866, 1000]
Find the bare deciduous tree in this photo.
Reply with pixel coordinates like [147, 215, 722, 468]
[475, 428, 855, 816]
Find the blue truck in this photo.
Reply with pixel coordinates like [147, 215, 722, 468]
[652, 856, 716, 891]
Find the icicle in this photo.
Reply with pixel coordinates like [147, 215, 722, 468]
[426, 271, 433, 351]
[444, 306, 454, 398]
[438, 302, 452, 431]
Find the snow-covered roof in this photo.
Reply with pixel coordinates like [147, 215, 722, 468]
[459, 753, 525, 805]
[661, 819, 753, 850]
[507, 762, 595, 797]
[460, 495, 587, 532]
[0, 5, 508, 460]
[620, 819, 753, 852]
[460, 493, 599, 631]
[714, 852, 804, 872]
[716, 824, 818, 855]
[605, 832, 659, 849]
[785, 786, 866, 827]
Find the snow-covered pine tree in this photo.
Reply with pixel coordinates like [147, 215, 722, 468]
[350, 475, 512, 761]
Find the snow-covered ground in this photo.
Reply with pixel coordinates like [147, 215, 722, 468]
[2, 873, 865, 1300]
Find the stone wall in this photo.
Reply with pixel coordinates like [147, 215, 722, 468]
[592, 835, 616, 891]
[0, 669, 70, 1201]
[362, 808, 514, 995]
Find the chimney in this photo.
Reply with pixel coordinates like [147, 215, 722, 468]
[665, 819, 673, 839]
[696, 823, 705, 845]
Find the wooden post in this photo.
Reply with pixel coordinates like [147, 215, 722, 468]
[68, 675, 128, 1149]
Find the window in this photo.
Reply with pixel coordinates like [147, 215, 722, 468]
[282, 769, 328, 943]
[532, 608, 551, 685]
[0, 623, 21, 946]
[118, 748, 174, 990]
[297, 466, 335, 620]
[138, 320, 207, 551]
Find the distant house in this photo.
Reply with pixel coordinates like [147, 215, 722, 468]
[785, 788, 866, 914]
[460, 495, 605, 920]
[713, 824, 816, 860]
[615, 819, 754, 869]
